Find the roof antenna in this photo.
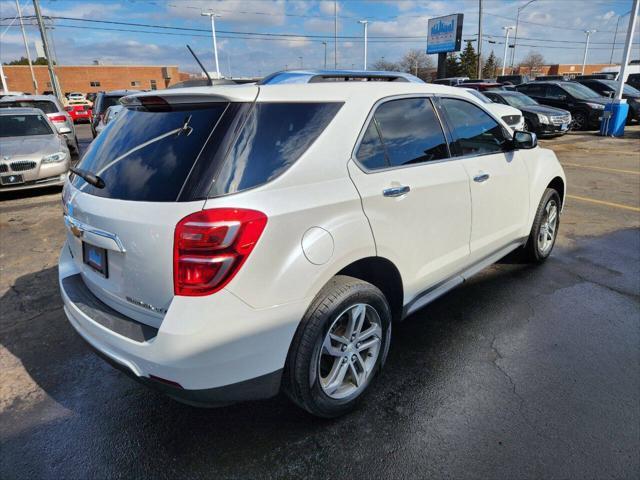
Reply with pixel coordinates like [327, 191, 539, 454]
[186, 44, 213, 86]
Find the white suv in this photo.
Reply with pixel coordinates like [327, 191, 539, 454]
[59, 75, 565, 417]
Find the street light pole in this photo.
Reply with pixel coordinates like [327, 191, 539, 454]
[16, 0, 38, 93]
[358, 20, 369, 70]
[501, 26, 515, 76]
[615, 0, 639, 100]
[511, 0, 537, 68]
[322, 41, 327, 69]
[334, 0, 338, 68]
[299, 56, 303, 68]
[33, 0, 62, 101]
[201, 11, 221, 79]
[477, 0, 483, 79]
[581, 30, 596, 75]
[610, 10, 631, 65]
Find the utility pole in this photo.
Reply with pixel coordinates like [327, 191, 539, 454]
[322, 41, 327, 69]
[334, 0, 338, 68]
[16, 0, 38, 93]
[477, 0, 483, 78]
[581, 30, 596, 75]
[501, 26, 514, 76]
[201, 11, 221, 78]
[615, 0, 639, 100]
[0, 63, 7, 92]
[511, 0, 537, 68]
[358, 20, 369, 70]
[33, 0, 62, 101]
[299, 56, 303, 68]
[610, 10, 631, 65]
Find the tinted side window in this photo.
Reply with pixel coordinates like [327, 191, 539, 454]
[372, 98, 448, 167]
[519, 84, 544, 96]
[210, 102, 342, 196]
[0, 100, 58, 114]
[546, 85, 566, 99]
[356, 120, 388, 169]
[441, 98, 510, 156]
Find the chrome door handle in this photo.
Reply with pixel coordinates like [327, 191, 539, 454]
[383, 185, 411, 197]
[473, 173, 490, 183]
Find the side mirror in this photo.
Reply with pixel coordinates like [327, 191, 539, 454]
[513, 130, 537, 149]
[58, 126, 72, 135]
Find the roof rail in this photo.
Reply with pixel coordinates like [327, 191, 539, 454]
[258, 69, 423, 85]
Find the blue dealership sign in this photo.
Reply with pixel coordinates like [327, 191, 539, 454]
[427, 14, 464, 54]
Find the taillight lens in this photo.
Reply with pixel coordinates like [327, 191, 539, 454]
[173, 208, 267, 296]
[50, 114, 66, 122]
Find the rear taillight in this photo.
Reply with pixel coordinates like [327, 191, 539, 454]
[50, 115, 66, 122]
[173, 208, 267, 296]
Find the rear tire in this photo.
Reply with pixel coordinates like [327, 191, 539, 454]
[572, 111, 588, 131]
[524, 188, 561, 263]
[283, 275, 392, 418]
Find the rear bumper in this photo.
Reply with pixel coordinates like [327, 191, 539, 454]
[58, 243, 307, 406]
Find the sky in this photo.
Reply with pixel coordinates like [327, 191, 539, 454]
[0, 0, 638, 77]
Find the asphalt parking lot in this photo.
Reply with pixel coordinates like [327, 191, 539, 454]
[1, 124, 639, 479]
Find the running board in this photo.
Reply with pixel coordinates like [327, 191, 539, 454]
[402, 239, 526, 318]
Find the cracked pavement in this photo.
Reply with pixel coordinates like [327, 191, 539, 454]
[1, 125, 639, 479]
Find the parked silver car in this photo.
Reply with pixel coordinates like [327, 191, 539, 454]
[0, 95, 78, 154]
[0, 108, 71, 192]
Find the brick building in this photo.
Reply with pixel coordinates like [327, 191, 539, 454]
[507, 63, 617, 77]
[2, 65, 193, 95]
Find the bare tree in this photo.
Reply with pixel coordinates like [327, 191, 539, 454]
[398, 49, 434, 80]
[519, 51, 546, 75]
[372, 58, 400, 71]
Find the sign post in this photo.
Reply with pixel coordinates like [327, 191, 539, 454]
[427, 13, 464, 79]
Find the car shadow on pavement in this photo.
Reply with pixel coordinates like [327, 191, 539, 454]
[1, 228, 638, 479]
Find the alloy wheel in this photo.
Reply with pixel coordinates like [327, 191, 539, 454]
[537, 199, 558, 255]
[318, 304, 382, 399]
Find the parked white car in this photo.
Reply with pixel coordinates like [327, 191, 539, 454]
[463, 88, 526, 131]
[59, 73, 565, 417]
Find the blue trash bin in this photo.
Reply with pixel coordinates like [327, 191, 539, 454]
[600, 100, 629, 137]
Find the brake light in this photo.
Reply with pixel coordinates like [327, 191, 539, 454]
[173, 208, 267, 296]
[50, 115, 66, 122]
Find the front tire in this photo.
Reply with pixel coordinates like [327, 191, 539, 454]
[524, 188, 560, 263]
[572, 111, 588, 130]
[283, 275, 392, 418]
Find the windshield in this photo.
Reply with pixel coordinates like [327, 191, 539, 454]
[0, 114, 53, 137]
[600, 80, 640, 95]
[0, 100, 58, 114]
[561, 83, 601, 100]
[501, 93, 539, 108]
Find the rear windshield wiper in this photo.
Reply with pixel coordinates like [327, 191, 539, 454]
[70, 167, 105, 189]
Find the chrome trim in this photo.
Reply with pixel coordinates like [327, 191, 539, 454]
[403, 238, 527, 318]
[383, 185, 410, 197]
[63, 215, 127, 253]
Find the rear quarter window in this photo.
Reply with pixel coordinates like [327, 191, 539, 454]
[210, 102, 342, 197]
[0, 100, 58, 114]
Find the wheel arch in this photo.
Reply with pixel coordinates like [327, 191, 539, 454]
[336, 256, 404, 322]
[547, 176, 565, 208]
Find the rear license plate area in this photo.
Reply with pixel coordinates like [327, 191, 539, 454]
[1, 174, 24, 186]
[83, 242, 108, 277]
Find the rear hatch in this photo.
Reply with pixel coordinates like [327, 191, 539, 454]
[63, 88, 258, 327]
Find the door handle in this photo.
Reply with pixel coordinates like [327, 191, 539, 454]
[473, 173, 490, 183]
[383, 185, 411, 197]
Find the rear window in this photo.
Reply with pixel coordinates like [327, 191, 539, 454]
[72, 101, 342, 202]
[97, 95, 124, 114]
[0, 100, 58, 114]
[209, 102, 342, 196]
[71, 103, 228, 201]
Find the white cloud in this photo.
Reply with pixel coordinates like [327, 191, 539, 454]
[165, 0, 288, 26]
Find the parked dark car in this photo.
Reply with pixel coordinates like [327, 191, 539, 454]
[627, 73, 640, 90]
[90, 90, 140, 138]
[574, 74, 616, 80]
[457, 82, 504, 91]
[484, 90, 571, 137]
[534, 75, 567, 81]
[497, 74, 530, 85]
[573, 78, 640, 122]
[515, 81, 610, 130]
